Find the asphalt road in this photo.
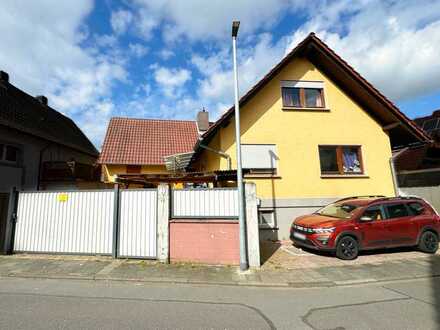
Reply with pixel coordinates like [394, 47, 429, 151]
[0, 276, 439, 329]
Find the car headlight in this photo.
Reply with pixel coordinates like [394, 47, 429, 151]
[313, 227, 335, 234]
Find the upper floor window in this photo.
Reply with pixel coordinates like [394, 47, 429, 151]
[0, 143, 20, 165]
[281, 80, 325, 109]
[242, 144, 278, 176]
[319, 145, 363, 175]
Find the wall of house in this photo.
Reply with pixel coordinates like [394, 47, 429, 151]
[0, 125, 97, 192]
[102, 164, 169, 183]
[194, 57, 395, 240]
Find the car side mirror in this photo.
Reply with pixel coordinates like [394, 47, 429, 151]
[360, 216, 373, 222]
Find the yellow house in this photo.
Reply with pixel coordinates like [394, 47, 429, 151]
[190, 33, 430, 240]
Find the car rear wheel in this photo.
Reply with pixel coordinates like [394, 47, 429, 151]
[336, 236, 359, 260]
[418, 231, 439, 254]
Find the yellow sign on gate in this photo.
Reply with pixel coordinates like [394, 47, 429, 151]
[57, 193, 69, 202]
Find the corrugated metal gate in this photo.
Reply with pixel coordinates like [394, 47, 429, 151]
[13, 189, 158, 258]
[118, 189, 157, 258]
[14, 191, 114, 254]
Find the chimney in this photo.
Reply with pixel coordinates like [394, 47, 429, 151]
[197, 108, 209, 132]
[35, 95, 48, 106]
[0, 71, 9, 83]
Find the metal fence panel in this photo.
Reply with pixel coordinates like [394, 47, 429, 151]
[14, 191, 114, 254]
[118, 189, 157, 258]
[172, 188, 238, 218]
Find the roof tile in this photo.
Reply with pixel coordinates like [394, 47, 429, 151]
[98, 118, 199, 165]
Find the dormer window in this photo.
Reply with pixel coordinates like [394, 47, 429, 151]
[281, 80, 325, 109]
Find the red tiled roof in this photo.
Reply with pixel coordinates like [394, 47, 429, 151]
[98, 118, 199, 165]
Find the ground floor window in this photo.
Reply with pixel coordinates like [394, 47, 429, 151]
[318, 145, 363, 175]
[258, 210, 275, 228]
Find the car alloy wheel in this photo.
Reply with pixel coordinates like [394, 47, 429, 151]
[336, 236, 359, 260]
[420, 231, 439, 253]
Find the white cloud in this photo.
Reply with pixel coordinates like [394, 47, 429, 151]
[130, 0, 307, 42]
[154, 66, 191, 98]
[129, 43, 149, 57]
[0, 1, 127, 147]
[284, 0, 440, 101]
[111, 9, 133, 35]
[158, 49, 175, 60]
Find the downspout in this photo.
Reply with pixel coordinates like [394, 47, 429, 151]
[37, 143, 52, 191]
[389, 147, 408, 197]
[199, 143, 232, 170]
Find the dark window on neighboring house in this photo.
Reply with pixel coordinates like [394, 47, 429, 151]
[282, 87, 325, 108]
[126, 165, 141, 174]
[0, 144, 20, 165]
[385, 204, 410, 219]
[318, 146, 363, 175]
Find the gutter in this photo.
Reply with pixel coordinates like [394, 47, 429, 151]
[389, 147, 409, 197]
[199, 144, 232, 170]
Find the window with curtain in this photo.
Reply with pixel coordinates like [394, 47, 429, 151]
[281, 81, 325, 109]
[318, 145, 363, 175]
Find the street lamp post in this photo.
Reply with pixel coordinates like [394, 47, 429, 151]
[232, 21, 248, 271]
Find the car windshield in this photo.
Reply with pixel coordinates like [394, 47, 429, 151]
[317, 203, 359, 219]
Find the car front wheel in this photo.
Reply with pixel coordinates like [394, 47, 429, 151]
[418, 231, 439, 254]
[336, 236, 359, 260]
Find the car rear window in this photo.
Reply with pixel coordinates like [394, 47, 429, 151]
[408, 202, 425, 215]
[385, 203, 410, 219]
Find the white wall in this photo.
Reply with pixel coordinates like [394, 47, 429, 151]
[399, 186, 440, 213]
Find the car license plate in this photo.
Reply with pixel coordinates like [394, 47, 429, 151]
[293, 232, 306, 240]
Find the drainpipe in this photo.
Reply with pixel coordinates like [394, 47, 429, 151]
[37, 143, 52, 191]
[199, 144, 232, 170]
[389, 147, 408, 197]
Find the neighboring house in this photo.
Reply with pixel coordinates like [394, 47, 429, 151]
[98, 116, 203, 187]
[189, 33, 429, 240]
[0, 70, 99, 192]
[396, 110, 440, 187]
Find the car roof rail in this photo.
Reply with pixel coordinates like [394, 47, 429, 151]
[370, 195, 424, 203]
[335, 195, 386, 203]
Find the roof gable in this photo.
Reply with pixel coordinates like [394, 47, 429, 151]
[0, 79, 98, 156]
[197, 33, 430, 150]
[98, 117, 199, 165]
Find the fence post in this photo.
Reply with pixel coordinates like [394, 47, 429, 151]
[245, 182, 261, 268]
[157, 183, 170, 263]
[112, 184, 120, 258]
[4, 187, 18, 255]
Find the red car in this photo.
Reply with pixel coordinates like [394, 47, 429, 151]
[290, 196, 440, 260]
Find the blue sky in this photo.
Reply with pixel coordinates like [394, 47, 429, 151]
[1, 0, 440, 148]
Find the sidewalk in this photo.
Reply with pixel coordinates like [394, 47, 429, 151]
[1, 248, 440, 287]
